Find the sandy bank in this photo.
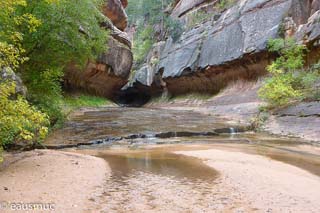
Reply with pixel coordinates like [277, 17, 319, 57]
[176, 149, 320, 212]
[0, 150, 109, 213]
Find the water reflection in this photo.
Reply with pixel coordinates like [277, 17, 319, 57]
[98, 151, 218, 183]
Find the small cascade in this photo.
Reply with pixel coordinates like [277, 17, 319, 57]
[229, 127, 236, 135]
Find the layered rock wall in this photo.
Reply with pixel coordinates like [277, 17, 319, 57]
[128, 0, 320, 98]
[64, 0, 133, 99]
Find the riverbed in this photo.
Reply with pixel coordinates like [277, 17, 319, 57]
[1, 107, 320, 212]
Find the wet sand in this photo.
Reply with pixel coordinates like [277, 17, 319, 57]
[0, 150, 109, 213]
[177, 149, 320, 212]
[1, 146, 320, 212]
[1, 106, 319, 212]
[74, 148, 254, 212]
[67, 143, 320, 212]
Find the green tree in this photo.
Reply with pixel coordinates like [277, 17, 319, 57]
[126, 0, 171, 25]
[0, 0, 109, 155]
[126, 0, 177, 66]
[21, 0, 108, 71]
[18, 0, 109, 124]
[0, 0, 50, 158]
[0, 0, 40, 69]
[132, 26, 154, 65]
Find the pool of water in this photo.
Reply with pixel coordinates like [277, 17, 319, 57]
[56, 107, 320, 212]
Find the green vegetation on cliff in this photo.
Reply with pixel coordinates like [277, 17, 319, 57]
[0, 0, 109, 154]
[259, 38, 320, 108]
[217, 0, 236, 10]
[126, 0, 183, 66]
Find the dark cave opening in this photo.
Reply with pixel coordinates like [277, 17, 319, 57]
[113, 87, 151, 107]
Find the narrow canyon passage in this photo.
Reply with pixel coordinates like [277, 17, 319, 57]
[1, 0, 320, 212]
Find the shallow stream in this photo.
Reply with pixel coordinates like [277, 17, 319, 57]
[47, 107, 320, 211]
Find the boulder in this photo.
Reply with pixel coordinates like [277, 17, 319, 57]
[0, 67, 27, 96]
[98, 37, 132, 79]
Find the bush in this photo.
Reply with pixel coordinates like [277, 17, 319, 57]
[259, 73, 303, 106]
[259, 38, 320, 107]
[0, 81, 49, 150]
[186, 10, 212, 29]
[26, 68, 65, 126]
[217, 0, 236, 10]
[0, 0, 111, 159]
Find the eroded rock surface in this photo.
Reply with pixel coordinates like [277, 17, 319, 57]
[128, 0, 320, 97]
[64, 0, 132, 99]
[171, 0, 214, 18]
[264, 101, 320, 142]
[102, 0, 128, 31]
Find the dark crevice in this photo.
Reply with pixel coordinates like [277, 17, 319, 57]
[113, 87, 151, 107]
[277, 114, 320, 118]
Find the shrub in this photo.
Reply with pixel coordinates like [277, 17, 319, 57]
[258, 73, 303, 106]
[26, 68, 65, 126]
[259, 38, 320, 107]
[133, 25, 154, 65]
[217, 0, 236, 10]
[0, 81, 49, 150]
[186, 11, 212, 29]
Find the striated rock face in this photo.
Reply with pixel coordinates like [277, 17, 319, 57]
[102, 0, 128, 31]
[64, 0, 132, 99]
[65, 36, 132, 97]
[128, 0, 320, 98]
[295, 10, 320, 65]
[312, 0, 320, 15]
[296, 11, 320, 45]
[171, 0, 214, 18]
[264, 101, 320, 142]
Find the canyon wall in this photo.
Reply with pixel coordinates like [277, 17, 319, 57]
[127, 0, 320, 99]
[64, 0, 133, 98]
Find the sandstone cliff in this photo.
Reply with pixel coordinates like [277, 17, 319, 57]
[127, 0, 320, 99]
[64, 0, 133, 98]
